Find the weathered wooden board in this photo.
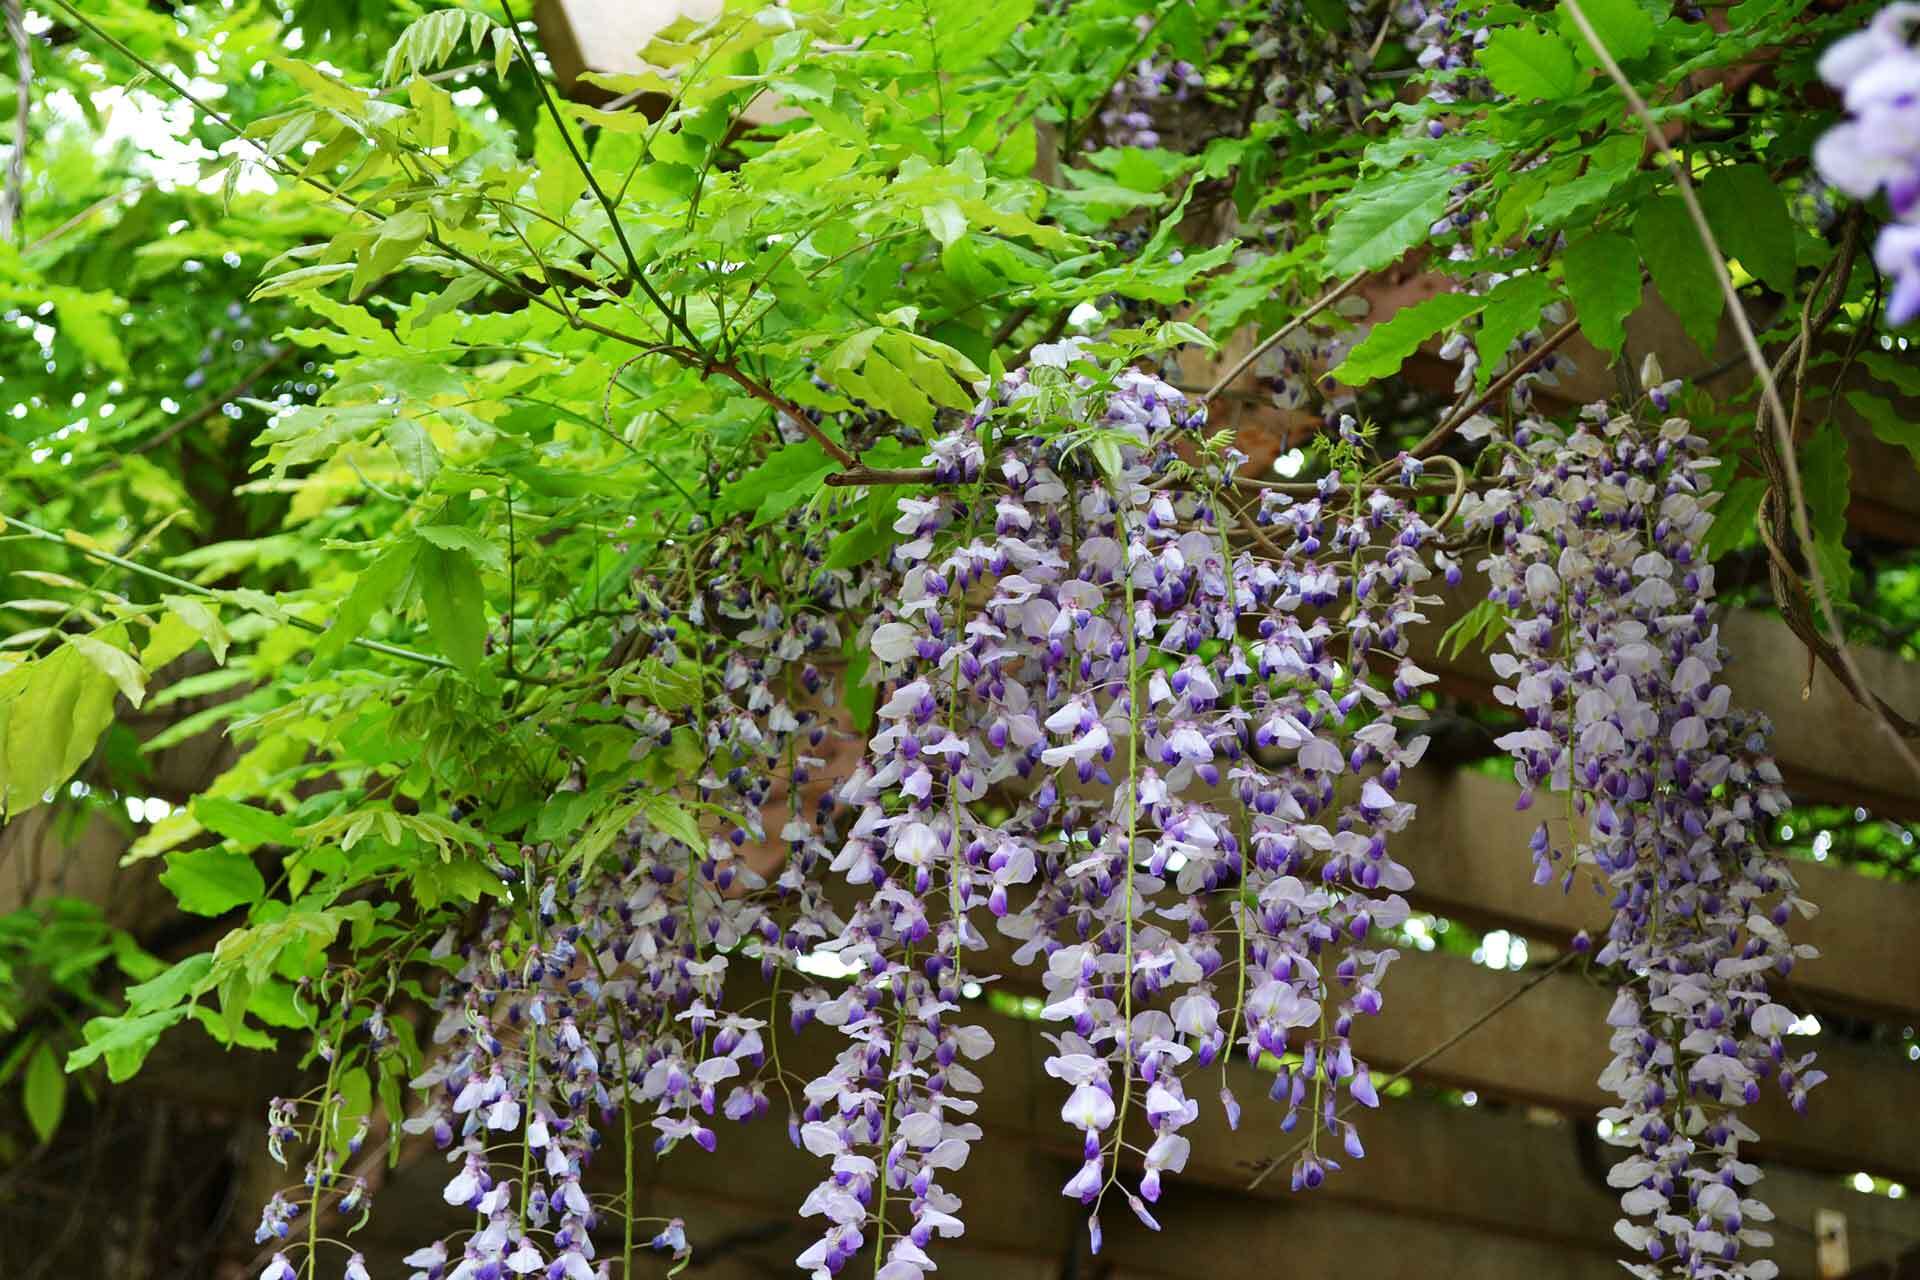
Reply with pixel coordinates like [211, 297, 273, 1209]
[1396, 767, 1920, 1021]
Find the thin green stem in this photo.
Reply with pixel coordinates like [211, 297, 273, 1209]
[497, 0, 704, 357]
[0, 514, 453, 671]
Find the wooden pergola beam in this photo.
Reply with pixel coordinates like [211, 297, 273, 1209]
[1396, 768, 1920, 1021]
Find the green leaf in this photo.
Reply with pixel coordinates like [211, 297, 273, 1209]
[1474, 273, 1558, 385]
[159, 847, 266, 916]
[123, 954, 215, 1014]
[1323, 165, 1459, 276]
[825, 518, 895, 571]
[193, 797, 298, 851]
[1802, 423, 1853, 604]
[65, 1007, 191, 1081]
[722, 441, 836, 521]
[51, 289, 129, 374]
[0, 643, 120, 814]
[1331, 291, 1488, 386]
[354, 208, 431, 297]
[1847, 390, 1920, 466]
[923, 200, 967, 248]
[1439, 599, 1509, 659]
[67, 633, 147, 710]
[415, 542, 487, 675]
[315, 544, 415, 663]
[1562, 231, 1640, 356]
[1857, 351, 1920, 396]
[610, 655, 705, 711]
[638, 794, 704, 851]
[1702, 475, 1766, 563]
[1478, 26, 1581, 100]
[412, 856, 507, 908]
[1530, 134, 1642, 228]
[1559, 0, 1655, 64]
[1700, 164, 1797, 294]
[23, 1043, 64, 1143]
[414, 525, 505, 571]
[384, 416, 442, 487]
[1634, 197, 1723, 356]
[819, 329, 983, 431]
[251, 262, 355, 300]
[163, 596, 230, 666]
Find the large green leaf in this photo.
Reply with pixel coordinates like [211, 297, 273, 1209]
[1331, 291, 1488, 386]
[1634, 197, 1723, 357]
[1561, 231, 1640, 356]
[0, 645, 120, 814]
[1323, 166, 1459, 276]
[1701, 164, 1798, 295]
[159, 847, 267, 917]
[1479, 26, 1581, 100]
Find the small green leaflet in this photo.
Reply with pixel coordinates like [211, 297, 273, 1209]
[314, 543, 415, 664]
[1474, 273, 1558, 387]
[819, 328, 984, 431]
[1438, 599, 1509, 659]
[1479, 25, 1580, 100]
[1561, 231, 1640, 356]
[23, 1042, 64, 1143]
[1530, 134, 1642, 228]
[825, 519, 896, 570]
[723, 440, 837, 522]
[164, 596, 231, 666]
[1847, 391, 1920, 467]
[415, 541, 487, 675]
[193, 796, 298, 851]
[1322, 165, 1459, 276]
[414, 524, 504, 571]
[384, 416, 442, 487]
[1702, 475, 1765, 563]
[65, 1007, 192, 1082]
[1331, 291, 1488, 386]
[1634, 197, 1723, 357]
[639, 794, 705, 852]
[67, 633, 148, 709]
[159, 846, 267, 917]
[1802, 423, 1854, 605]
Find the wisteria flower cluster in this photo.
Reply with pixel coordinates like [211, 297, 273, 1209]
[789, 341, 1446, 1273]
[1099, 46, 1207, 150]
[252, 537, 872, 1280]
[1463, 400, 1818, 1280]
[247, 344, 1826, 1280]
[1814, 2, 1920, 323]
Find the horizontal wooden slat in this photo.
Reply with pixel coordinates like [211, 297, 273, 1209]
[1396, 767, 1920, 1021]
[1346, 951, 1916, 1185]
[1409, 582, 1920, 821]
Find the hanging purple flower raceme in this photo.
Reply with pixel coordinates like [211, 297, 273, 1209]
[248, 531, 867, 1280]
[1223, 441, 1441, 1192]
[1814, 3, 1920, 323]
[1463, 402, 1819, 1280]
[805, 341, 1445, 1264]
